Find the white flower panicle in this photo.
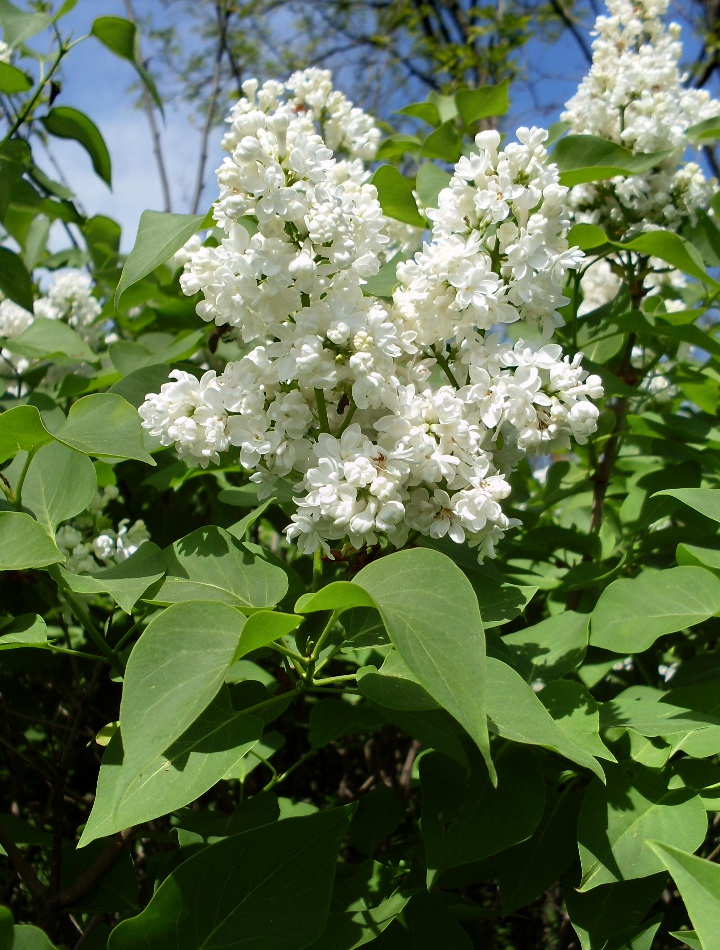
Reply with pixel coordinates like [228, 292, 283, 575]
[141, 69, 602, 558]
[0, 269, 104, 390]
[562, 0, 720, 232]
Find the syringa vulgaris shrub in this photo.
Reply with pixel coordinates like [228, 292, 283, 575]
[2, 0, 720, 947]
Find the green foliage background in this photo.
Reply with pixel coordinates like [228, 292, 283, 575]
[1, 2, 720, 949]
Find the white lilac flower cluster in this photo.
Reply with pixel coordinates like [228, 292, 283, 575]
[140, 69, 602, 558]
[562, 0, 720, 234]
[0, 269, 105, 389]
[55, 486, 150, 574]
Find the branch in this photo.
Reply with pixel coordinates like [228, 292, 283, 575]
[547, 0, 593, 65]
[123, 0, 173, 212]
[0, 823, 47, 903]
[54, 828, 134, 908]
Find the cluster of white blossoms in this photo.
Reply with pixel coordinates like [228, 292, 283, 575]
[140, 69, 602, 557]
[562, 0, 720, 233]
[55, 486, 150, 575]
[0, 269, 105, 388]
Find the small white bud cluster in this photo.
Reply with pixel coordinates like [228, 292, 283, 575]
[55, 486, 150, 574]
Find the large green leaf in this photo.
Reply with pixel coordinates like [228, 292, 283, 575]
[6, 317, 95, 362]
[151, 526, 288, 610]
[0, 62, 31, 93]
[455, 79, 509, 125]
[370, 166, 425, 227]
[655, 488, 720, 523]
[502, 612, 589, 682]
[115, 210, 207, 307]
[485, 658, 605, 779]
[80, 690, 262, 846]
[539, 680, 615, 762]
[55, 393, 155, 464]
[306, 887, 410, 950]
[577, 763, 707, 890]
[120, 601, 245, 759]
[0, 511, 63, 570]
[619, 231, 718, 289]
[649, 842, 720, 950]
[590, 567, 720, 653]
[0, 405, 53, 464]
[0, 0, 76, 44]
[54, 542, 165, 614]
[20, 442, 96, 533]
[0, 614, 47, 650]
[0, 246, 33, 310]
[565, 874, 667, 950]
[11, 924, 60, 949]
[91, 16, 162, 111]
[553, 134, 673, 186]
[108, 808, 353, 950]
[41, 107, 111, 186]
[420, 746, 544, 882]
[496, 783, 584, 913]
[354, 549, 491, 776]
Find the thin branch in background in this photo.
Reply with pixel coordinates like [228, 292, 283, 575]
[123, 0, 173, 212]
[190, 1, 235, 214]
[547, 0, 593, 65]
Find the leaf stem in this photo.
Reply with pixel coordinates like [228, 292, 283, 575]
[14, 447, 38, 509]
[432, 348, 460, 388]
[311, 673, 358, 686]
[61, 589, 124, 675]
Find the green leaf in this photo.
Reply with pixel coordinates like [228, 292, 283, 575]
[590, 567, 720, 653]
[296, 581, 375, 615]
[0, 405, 53, 463]
[668, 932, 702, 950]
[357, 657, 439, 711]
[306, 886, 410, 950]
[354, 549, 492, 777]
[370, 166, 425, 228]
[540, 680, 615, 762]
[80, 690, 262, 846]
[151, 526, 288, 610]
[0, 245, 33, 310]
[0, 0, 74, 44]
[396, 102, 440, 126]
[496, 783, 584, 913]
[600, 693, 720, 738]
[309, 698, 383, 752]
[655, 488, 720, 523]
[11, 924, 60, 949]
[420, 746, 545, 882]
[108, 808, 353, 950]
[120, 601, 245, 759]
[233, 610, 302, 661]
[553, 134, 674, 186]
[419, 121, 462, 163]
[6, 317, 95, 363]
[346, 783, 405, 855]
[687, 116, 720, 144]
[91, 16, 162, 111]
[569, 223, 608, 251]
[618, 231, 718, 289]
[0, 511, 63, 570]
[0, 62, 31, 92]
[0, 613, 47, 649]
[649, 842, 720, 950]
[55, 393, 155, 464]
[565, 874, 667, 950]
[415, 163, 451, 212]
[54, 542, 165, 614]
[455, 79, 510, 125]
[502, 611, 589, 682]
[41, 107, 111, 186]
[577, 763, 707, 890]
[115, 210, 207, 307]
[21, 442, 96, 533]
[485, 658, 605, 779]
